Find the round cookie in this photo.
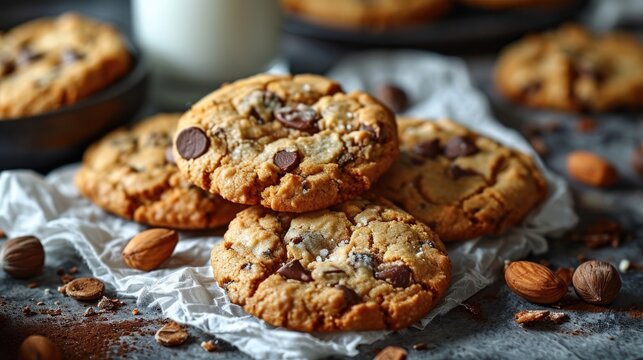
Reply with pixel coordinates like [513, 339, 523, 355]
[211, 196, 451, 332]
[0, 12, 131, 119]
[75, 114, 246, 230]
[281, 0, 451, 29]
[173, 73, 399, 213]
[495, 24, 643, 112]
[373, 118, 548, 242]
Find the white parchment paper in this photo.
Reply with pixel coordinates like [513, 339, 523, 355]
[0, 51, 577, 359]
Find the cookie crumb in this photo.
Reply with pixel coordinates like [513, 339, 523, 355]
[374, 346, 407, 360]
[515, 310, 567, 325]
[132, 308, 140, 316]
[576, 117, 598, 133]
[412, 342, 433, 350]
[84, 307, 96, 317]
[22, 306, 34, 316]
[69, 266, 78, 274]
[201, 340, 217, 352]
[619, 259, 631, 273]
[27, 282, 38, 289]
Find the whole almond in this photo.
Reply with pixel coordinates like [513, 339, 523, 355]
[566, 151, 618, 187]
[2, 236, 45, 278]
[18, 335, 63, 360]
[505, 261, 567, 304]
[122, 228, 178, 271]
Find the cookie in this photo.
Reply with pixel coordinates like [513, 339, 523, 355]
[495, 24, 643, 112]
[281, 0, 451, 28]
[211, 196, 451, 332]
[0, 12, 131, 119]
[173, 74, 399, 213]
[75, 114, 246, 230]
[373, 118, 547, 242]
[460, 0, 569, 10]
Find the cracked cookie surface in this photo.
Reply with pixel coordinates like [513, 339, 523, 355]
[173, 73, 399, 213]
[495, 24, 643, 112]
[76, 114, 246, 230]
[373, 118, 547, 242]
[0, 12, 131, 119]
[211, 196, 451, 332]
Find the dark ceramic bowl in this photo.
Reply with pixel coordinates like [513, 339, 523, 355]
[0, 7, 148, 172]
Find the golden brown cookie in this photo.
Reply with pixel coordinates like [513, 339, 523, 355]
[76, 114, 245, 230]
[373, 118, 547, 242]
[0, 12, 131, 119]
[281, 0, 451, 28]
[495, 24, 643, 112]
[173, 73, 399, 213]
[211, 196, 451, 332]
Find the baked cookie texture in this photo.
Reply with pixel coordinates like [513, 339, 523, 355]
[173, 74, 399, 213]
[495, 24, 643, 112]
[211, 196, 451, 332]
[0, 12, 131, 119]
[76, 114, 246, 230]
[460, 0, 569, 10]
[281, 0, 451, 28]
[374, 118, 547, 242]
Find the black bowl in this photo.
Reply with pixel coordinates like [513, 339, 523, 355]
[0, 7, 148, 172]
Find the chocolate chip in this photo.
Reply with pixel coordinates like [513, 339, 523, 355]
[277, 260, 312, 282]
[246, 90, 283, 124]
[291, 236, 303, 244]
[374, 83, 408, 113]
[165, 147, 176, 165]
[60, 49, 84, 65]
[375, 264, 412, 288]
[274, 150, 300, 172]
[16, 47, 43, 66]
[413, 139, 441, 158]
[176, 127, 209, 159]
[444, 136, 478, 159]
[275, 104, 319, 132]
[448, 164, 477, 179]
[335, 284, 360, 307]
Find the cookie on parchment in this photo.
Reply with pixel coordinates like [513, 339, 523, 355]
[0, 12, 131, 119]
[373, 118, 547, 242]
[495, 24, 643, 112]
[173, 73, 399, 213]
[211, 196, 451, 332]
[281, 0, 451, 28]
[75, 114, 246, 230]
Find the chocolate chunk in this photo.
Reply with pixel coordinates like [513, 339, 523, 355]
[448, 164, 477, 179]
[444, 136, 478, 159]
[274, 150, 300, 172]
[0, 58, 16, 76]
[247, 90, 283, 123]
[413, 139, 441, 158]
[165, 147, 176, 165]
[176, 127, 209, 159]
[335, 284, 360, 307]
[275, 104, 319, 132]
[291, 236, 303, 244]
[60, 49, 84, 65]
[521, 81, 542, 97]
[16, 47, 43, 66]
[375, 264, 412, 288]
[277, 260, 312, 282]
[374, 83, 408, 113]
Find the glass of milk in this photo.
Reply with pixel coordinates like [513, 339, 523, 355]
[132, 0, 281, 109]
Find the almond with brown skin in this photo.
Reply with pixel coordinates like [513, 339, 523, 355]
[566, 151, 618, 187]
[122, 228, 178, 271]
[2, 236, 45, 278]
[505, 261, 567, 304]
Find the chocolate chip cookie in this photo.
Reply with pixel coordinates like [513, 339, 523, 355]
[495, 24, 643, 112]
[211, 196, 451, 332]
[173, 74, 399, 213]
[374, 118, 547, 242]
[76, 114, 246, 230]
[0, 12, 131, 119]
[281, 0, 451, 28]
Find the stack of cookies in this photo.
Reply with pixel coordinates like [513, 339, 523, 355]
[77, 73, 548, 332]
